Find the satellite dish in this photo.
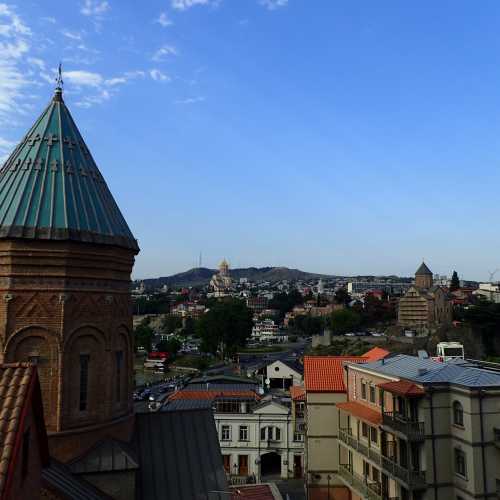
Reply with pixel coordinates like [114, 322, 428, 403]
[265, 378, 270, 386]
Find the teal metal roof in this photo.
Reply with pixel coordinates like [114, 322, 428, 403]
[0, 88, 138, 251]
[415, 262, 432, 275]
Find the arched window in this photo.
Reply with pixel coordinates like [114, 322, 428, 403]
[453, 401, 464, 426]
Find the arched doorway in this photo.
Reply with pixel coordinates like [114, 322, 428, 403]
[260, 452, 281, 478]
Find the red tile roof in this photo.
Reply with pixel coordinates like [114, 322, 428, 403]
[378, 380, 424, 397]
[336, 401, 382, 425]
[231, 484, 276, 499]
[290, 386, 306, 401]
[0, 363, 48, 498]
[362, 347, 390, 361]
[168, 390, 258, 401]
[304, 356, 366, 392]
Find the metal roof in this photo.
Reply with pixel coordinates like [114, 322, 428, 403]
[68, 438, 139, 474]
[42, 459, 112, 500]
[161, 399, 213, 411]
[0, 88, 138, 251]
[134, 409, 228, 500]
[185, 383, 258, 392]
[415, 262, 432, 275]
[358, 354, 500, 388]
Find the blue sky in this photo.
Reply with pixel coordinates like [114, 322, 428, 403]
[1, 1, 500, 280]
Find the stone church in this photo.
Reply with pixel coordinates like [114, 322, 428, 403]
[398, 262, 452, 332]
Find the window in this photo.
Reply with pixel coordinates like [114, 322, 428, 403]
[221, 425, 231, 441]
[361, 381, 367, 400]
[378, 388, 384, 407]
[261, 427, 266, 440]
[370, 427, 378, 444]
[362, 422, 369, 438]
[293, 432, 304, 442]
[275, 427, 281, 441]
[222, 455, 231, 473]
[453, 401, 464, 427]
[261, 426, 280, 441]
[239, 425, 249, 441]
[115, 351, 123, 402]
[372, 467, 380, 483]
[363, 460, 370, 478]
[21, 428, 30, 479]
[454, 448, 467, 477]
[79, 354, 90, 411]
[369, 385, 376, 403]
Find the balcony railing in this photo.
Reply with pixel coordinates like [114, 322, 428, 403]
[494, 428, 500, 449]
[339, 428, 426, 489]
[338, 463, 384, 500]
[382, 412, 425, 441]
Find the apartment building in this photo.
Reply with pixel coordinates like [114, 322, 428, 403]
[303, 348, 389, 500]
[336, 354, 500, 500]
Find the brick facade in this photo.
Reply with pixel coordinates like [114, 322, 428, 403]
[0, 239, 137, 463]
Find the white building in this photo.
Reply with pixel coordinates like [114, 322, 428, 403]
[265, 359, 303, 390]
[165, 383, 305, 482]
[473, 283, 500, 303]
[251, 319, 287, 343]
[216, 398, 305, 482]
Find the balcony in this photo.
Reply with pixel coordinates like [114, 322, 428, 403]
[382, 412, 425, 441]
[338, 463, 385, 500]
[494, 428, 500, 450]
[339, 428, 426, 490]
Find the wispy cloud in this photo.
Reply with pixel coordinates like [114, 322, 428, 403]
[41, 16, 56, 24]
[80, 0, 110, 17]
[150, 69, 170, 82]
[259, 0, 288, 10]
[175, 96, 205, 104]
[152, 44, 177, 61]
[171, 0, 220, 11]
[61, 29, 83, 41]
[156, 12, 173, 27]
[0, 3, 36, 160]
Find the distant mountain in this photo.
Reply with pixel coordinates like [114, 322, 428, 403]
[137, 266, 335, 289]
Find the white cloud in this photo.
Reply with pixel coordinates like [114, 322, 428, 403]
[171, 0, 219, 10]
[64, 70, 103, 88]
[152, 44, 177, 61]
[80, 0, 110, 17]
[61, 29, 83, 41]
[0, 3, 34, 132]
[150, 69, 170, 82]
[259, 0, 288, 10]
[41, 16, 56, 24]
[27, 57, 45, 70]
[156, 12, 173, 27]
[175, 96, 205, 104]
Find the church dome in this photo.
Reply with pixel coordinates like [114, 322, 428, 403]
[0, 87, 138, 251]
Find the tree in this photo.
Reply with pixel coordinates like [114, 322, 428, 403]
[161, 314, 182, 335]
[329, 309, 361, 335]
[269, 290, 304, 319]
[156, 337, 182, 357]
[450, 271, 460, 292]
[182, 316, 197, 337]
[289, 314, 323, 337]
[334, 288, 351, 305]
[135, 322, 154, 351]
[197, 299, 253, 358]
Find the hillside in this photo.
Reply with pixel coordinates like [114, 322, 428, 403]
[138, 266, 334, 289]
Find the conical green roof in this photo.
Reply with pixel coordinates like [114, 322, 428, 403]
[0, 88, 138, 252]
[415, 262, 432, 275]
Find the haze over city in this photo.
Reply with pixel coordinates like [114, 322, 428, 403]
[2, 1, 500, 280]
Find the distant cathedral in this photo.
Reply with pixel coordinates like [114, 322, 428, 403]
[209, 259, 233, 297]
[0, 83, 139, 461]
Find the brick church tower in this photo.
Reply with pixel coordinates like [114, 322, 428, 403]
[0, 84, 139, 461]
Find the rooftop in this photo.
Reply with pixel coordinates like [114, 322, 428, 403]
[362, 346, 390, 362]
[357, 354, 500, 388]
[415, 262, 433, 275]
[336, 401, 382, 426]
[304, 356, 366, 392]
[0, 88, 138, 251]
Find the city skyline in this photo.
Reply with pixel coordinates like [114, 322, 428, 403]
[2, 1, 500, 280]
